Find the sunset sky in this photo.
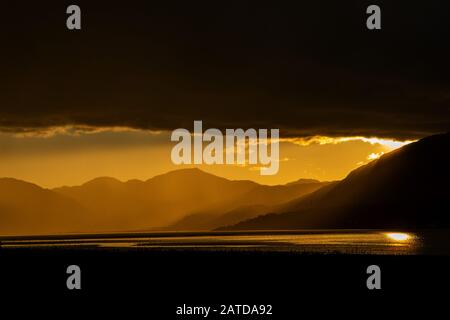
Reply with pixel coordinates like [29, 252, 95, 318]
[1, 1, 449, 187]
[0, 128, 411, 187]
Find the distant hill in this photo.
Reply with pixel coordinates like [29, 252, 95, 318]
[222, 133, 450, 230]
[285, 178, 320, 186]
[0, 178, 91, 235]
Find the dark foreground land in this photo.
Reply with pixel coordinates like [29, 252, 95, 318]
[0, 245, 449, 318]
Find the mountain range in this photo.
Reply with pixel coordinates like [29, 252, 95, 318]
[1, 132, 449, 236]
[0, 168, 327, 235]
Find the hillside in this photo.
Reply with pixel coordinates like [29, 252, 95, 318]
[0, 178, 91, 235]
[223, 133, 450, 230]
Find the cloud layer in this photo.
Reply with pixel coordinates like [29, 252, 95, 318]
[1, 1, 449, 139]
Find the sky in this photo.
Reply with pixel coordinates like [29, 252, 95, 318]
[0, 128, 409, 187]
[0, 1, 448, 187]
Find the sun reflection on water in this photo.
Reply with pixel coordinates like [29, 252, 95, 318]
[385, 232, 411, 241]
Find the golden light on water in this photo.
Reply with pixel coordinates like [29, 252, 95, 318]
[385, 232, 411, 241]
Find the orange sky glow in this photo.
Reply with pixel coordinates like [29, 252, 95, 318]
[0, 127, 413, 188]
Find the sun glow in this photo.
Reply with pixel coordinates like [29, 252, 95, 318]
[385, 232, 411, 241]
[284, 136, 415, 150]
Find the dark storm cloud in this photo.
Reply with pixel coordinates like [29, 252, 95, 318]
[1, 0, 449, 139]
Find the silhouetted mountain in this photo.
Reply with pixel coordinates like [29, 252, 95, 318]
[0, 178, 91, 235]
[285, 178, 320, 186]
[223, 133, 450, 230]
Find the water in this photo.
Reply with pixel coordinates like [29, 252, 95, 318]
[2, 230, 449, 255]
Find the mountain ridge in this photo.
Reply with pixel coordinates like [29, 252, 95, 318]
[0, 168, 328, 235]
[221, 132, 450, 230]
